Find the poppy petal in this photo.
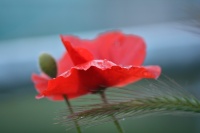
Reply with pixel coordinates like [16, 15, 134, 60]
[105, 65, 161, 87]
[42, 60, 161, 98]
[57, 52, 74, 75]
[95, 31, 146, 66]
[32, 73, 65, 100]
[60, 37, 94, 65]
[32, 74, 49, 88]
[60, 35, 99, 57]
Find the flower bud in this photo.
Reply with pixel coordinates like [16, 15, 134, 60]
[39, 53, 57, 78]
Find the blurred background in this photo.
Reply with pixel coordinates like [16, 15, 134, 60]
[1, 0, 200, 133]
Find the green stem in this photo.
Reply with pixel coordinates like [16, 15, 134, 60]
[63, 95, 82, 133]
[99, 91, 124, 133]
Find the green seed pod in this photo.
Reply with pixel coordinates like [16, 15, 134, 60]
[39, 53, 57, 78]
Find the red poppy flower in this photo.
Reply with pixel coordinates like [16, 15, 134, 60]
[32, 31, 161, 101]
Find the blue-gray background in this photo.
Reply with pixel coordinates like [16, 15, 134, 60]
[1, 0, 200, 133]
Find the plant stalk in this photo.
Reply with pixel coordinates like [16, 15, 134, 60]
[99, 91, 124, 133]
[63, 95, 82, 133]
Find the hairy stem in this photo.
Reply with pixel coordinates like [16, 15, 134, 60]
[63, 95, 82, 133]
[99, 91, 124, 133]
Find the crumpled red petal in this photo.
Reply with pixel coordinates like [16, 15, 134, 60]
[60, 31, 146, 66]
[60, 36, 94, 65]
[57, 52, 74, 75]
[60, 35, 98, 57]
[31, 73, 64, 100]
[94, 31, 146, 66]
[31, 73, 49, 93]
[40, 60, 161, 98]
